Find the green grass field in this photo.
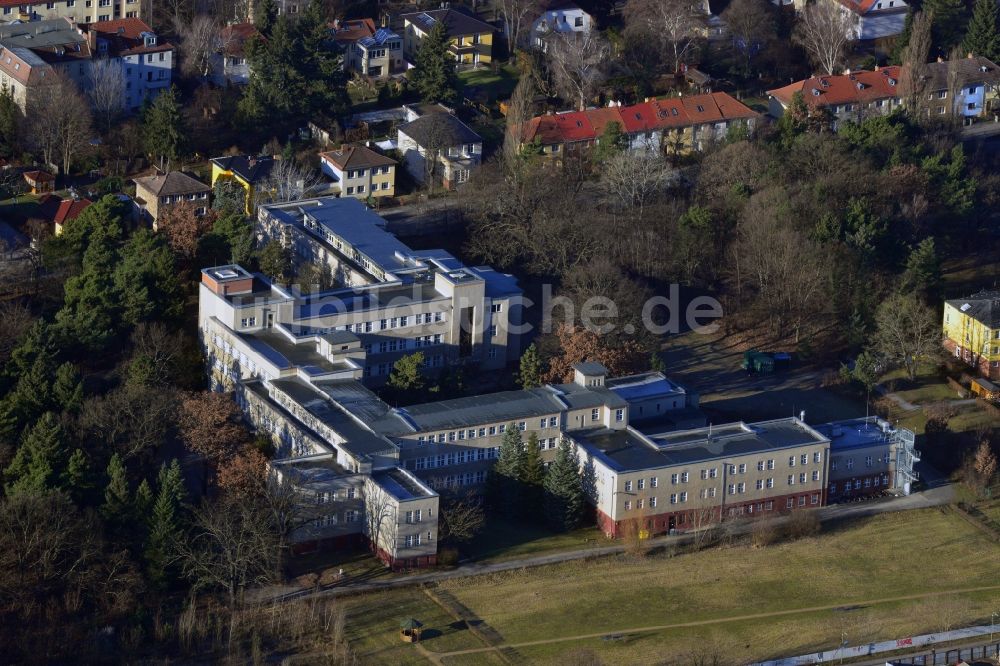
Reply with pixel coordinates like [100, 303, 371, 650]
[461, 519, 606, 564]
[459, 64, 520, 101]
[340, 508, 1000, 665]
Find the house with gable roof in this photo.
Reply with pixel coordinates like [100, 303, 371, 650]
[319, 144, 397, 198]
[78, 18, 174, 110]
[210, 22, 259, 87]
[943, 290, 1000, 380]
[332, 18, 403, 79]
[830, 0, 908, 40]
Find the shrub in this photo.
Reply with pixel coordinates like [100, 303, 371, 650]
[437, 547, 459, 567]
[783, 511, 821, 540]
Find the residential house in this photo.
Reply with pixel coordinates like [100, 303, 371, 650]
[767, 66, 904, 129]
[333, 19, 403, 80]
[530, 0, 594, 52]
[38, 194, 92, 235]
[400, 7, 494, 67]
[830, 0, 908, 41]
[0, 0, 139, 23]
[133, 171, 211, 229]
[920, 56, 1000, 120]
[209, 154, 277, 214]
[397, 111, 482, 189]
[78, 18, 173, 110]
[23, 170, 54, 194]
[943, 290, 1000, 380]
[319, 144, 397, 199]
[768, 58, 1000, 129]
[210, 22, 258, 87]
[521, 92, 758, 159]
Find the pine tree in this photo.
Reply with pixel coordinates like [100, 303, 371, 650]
[142, 86, 186, 170]
[487, 425, 525, 517]
[901, 237, 941, 300]
[412, 21, 461, 105]
[521, 432, 545, 519]
[56, 222, 121, 351]
[387, 352, 426, 398]
[298, 0, 349, 118]
[925, 0, 968, 55]
[114, 228, 183, 326]
[101, 453, 131, 527]
[52, 362, 84, 413]
[963, 0, 1000, 61]
[63, 448, 94, 504]
[255, 0, 278, 36]
[134, 478, 153, 518]
[146, 460, 186, 587]
[517, 344, 544, 389]
[543, 438, 585, 531]
[0, 82, 19, 156]
[4, 412, 66, 496]
[892, 10, 915, 64]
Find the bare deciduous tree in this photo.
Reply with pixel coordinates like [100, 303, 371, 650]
[88, 58, 126, 131]
[438, 493, 485, 543]
[624, 0, 707, 73]
[899, 10, 933, 119]
[872, 292, 940, 381]
[179, 14, 219, 79]
[546, 31, 609, 110]
[361, 481, 395, 563]
[601, 150, 677, 215]
[793, 1, 858, 76]
[498, 0, 538, 52]
[255, 158, 321, 208]
[722, 0, 776, 76]
[503, 75, 537, 170]
[28, 72, 92, 175]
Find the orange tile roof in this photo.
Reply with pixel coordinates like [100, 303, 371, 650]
[53, 198, 92, 225]
[768, 66, 902, 108]
[331, 18, 377, 43]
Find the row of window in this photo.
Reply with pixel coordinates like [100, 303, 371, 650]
[312, 509, 359, 528]
[364, 354, 445, 377]
[341, 311, 446, 335]
[315, 488, 356, 503]
[830, 474, 889, 494]
[417, 416, 563, 446]
[345, 182, 391, 195]
[403, 533, 431, 548]
[345, 166, 392, 179]
[830, 455, 885, 472]
[428, 470, 487, 489]
[364, 334, 443, 355]
[410, 448, 500, 470]
[160, 192, 207, 205]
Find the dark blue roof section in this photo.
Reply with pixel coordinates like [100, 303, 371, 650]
[359, 27, 399, 47]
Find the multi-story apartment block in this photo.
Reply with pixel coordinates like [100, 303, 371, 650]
[520, 93, 758, 161]
[0, 0, 139, 23]
[397, 110, 483, 189]
[332, 19, 403, 80]
[132, 170, 211, 228]
[0, 18, 170, 114]
[817, 417, 919, 501]
[319, 144, 397, 199]
[79, 18, 173, 110]
[829, 0, 907, 40]
[943, 290, 1000, 380]
[400, 7, 494, 67]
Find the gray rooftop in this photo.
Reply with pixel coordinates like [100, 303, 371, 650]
[372, 468, 435, 501]
[607, 372, 685, 402]
[0, 19, 85, 51]
[813, 417, 911, 451]
[947, 290, 1000, 328]
[576, 418, 829, 472]
[398, 112, 482, 148]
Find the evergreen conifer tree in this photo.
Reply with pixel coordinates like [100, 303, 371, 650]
[63, 448, 94, 504]
[145, 460, 186, 587]
[4, 412, 65, 496]
[517, 343, 544, 389]
[101, 453, 131, 527]
[255, 0, 278, 36]
[142, 86, 186, 170]
[521, 432, 545, 519]
[963, 0, 1000, 61]
[543, 438, 585, 531]
[412, 21, 461, 104]
[924, 0, 968, 55]
[52, 362, 84, 413]
[487, 425, 525, 516]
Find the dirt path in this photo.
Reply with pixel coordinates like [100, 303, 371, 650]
[429, 584, 1000, 660]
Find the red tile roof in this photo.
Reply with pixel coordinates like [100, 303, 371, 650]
[53, 198, 92, 225]
[83, 18, 174, 56]
[331, 18, 377, 43]
[23, 170, 54, 183]
[522, 93, 757, 145]
[219, 22, 260, 57]
[834, 0, 880, 16]
[768, 66, 902, 108]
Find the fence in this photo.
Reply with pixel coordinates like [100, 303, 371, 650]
[753, 624, 1000, 665]
[889, 640, 1000, 664]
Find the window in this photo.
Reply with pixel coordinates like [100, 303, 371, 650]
[624, 500, 631, 511]
[489, 324, 497, 337]
[680, 492, 687, 502]
[670, 473, 678, 484]
[831, 460, 838, 472]
[650, 477, 657, 488]
[757, 461, 764, 471]
[767, 459, 775, 470]
[591, 408, 600, 421]
[798, 496, 806, 507]
[799, 473, 806, 484]
[766, 478, 774, 489]
[701, 469, 708, 480]
[625, 480, 632, 492]
[346, 186, 354, 195]
[812, 470, 819, 481]
[865, 456, 873, 467]
[788, 475, 795, 485]
[786, 498, 794, 509]
[491, 303, 503, 313]
[489, 426, 496, 435]
[240, 317, 256, 327]
[649, 496, 657, 508]
[801, 454, 808, 465]
[574, 15, 583, 26]
[846, 458, 854, 470]
[346, 487, 355, 499]
[670, 493, 677, 504]
[756, 479, 763, 490]
[811, 493, 819, 505]
[788, 456, 795, 467]
[517, 421, 526, 431]
[681, 472, 689, 483]
[728, 484, 736, 495]
[615, 408, 624, 422]
[737, 482, 745, 493]
[499, 424, 506, 433]
[738, 463, 746, 474]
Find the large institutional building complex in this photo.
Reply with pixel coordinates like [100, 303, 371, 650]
[196, 197, 918, 568]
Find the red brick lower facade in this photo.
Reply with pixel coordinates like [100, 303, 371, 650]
[944, 339, 1000, 380]
[292, 535, 437, 569]
[374, 545, 437, 571]
[596, 490, 828, 538]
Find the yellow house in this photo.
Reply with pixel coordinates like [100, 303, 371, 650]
[401, 8, 493, 67]
[210, 155, 277, 215]
[943, 290, 1000, 380]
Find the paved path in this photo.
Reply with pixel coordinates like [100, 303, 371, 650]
[427, 583, 1000, 660]
[252, 484, 955, 605]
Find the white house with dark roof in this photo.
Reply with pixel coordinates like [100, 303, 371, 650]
[530, 0, 594, 52]
[829, 0, 908, 40]
[78, 18, 173, 110]
[397, 111, 483, 189]
[319, 144, 397, 198]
